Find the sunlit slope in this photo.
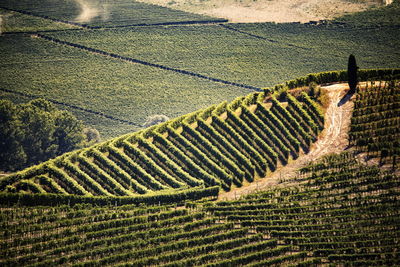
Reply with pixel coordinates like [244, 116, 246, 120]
[1, 152, 399, 266]
[0, 88, 323, 196]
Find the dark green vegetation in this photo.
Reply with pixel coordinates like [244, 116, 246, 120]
[0, 98, 98, 172]
[349, 80, 400, 166]
[0, 85, 322, 196]
[1, 1, 399, 139]
[1, 152, 399, 266]
[348, 54, 358, 93]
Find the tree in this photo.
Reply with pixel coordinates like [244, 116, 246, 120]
[83, 127, 101, 145]
[54, 111, 86, 154]
[0, 100, 26, 171]
[143, 114, 169, 128]
[0, 98, 98, 172]
[348, 54, 358, 94]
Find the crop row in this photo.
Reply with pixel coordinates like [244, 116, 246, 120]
[349, 79, 400, 165]
[1, 85, 323, 201]
[1, 152, 399, 265]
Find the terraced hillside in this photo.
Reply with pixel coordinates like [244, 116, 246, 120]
[349, 80, 400, 166]
[0, 85, 323, 197]
[1, 152, 399, 266]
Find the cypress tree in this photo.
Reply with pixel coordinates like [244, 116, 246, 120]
[348, 54, 358, 94]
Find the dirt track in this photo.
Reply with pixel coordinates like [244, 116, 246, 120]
[219, 83, 354, 200]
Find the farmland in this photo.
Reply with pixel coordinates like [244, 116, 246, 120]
[349, 80, 400, 165]
[0, 34, 249, 138]
[1, 152, 399, 266]
[0, 0, 223, 28]
[1, 1, 399, 139]
[0, 78, 324, 196]
[0, 0, 400, 265]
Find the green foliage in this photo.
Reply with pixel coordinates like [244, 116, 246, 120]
[83, 127, 101, 145]
[0, 100, 26, 170]
[0, 99, 89, 171]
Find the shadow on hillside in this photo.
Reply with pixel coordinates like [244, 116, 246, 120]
[338, 91, 354, 107]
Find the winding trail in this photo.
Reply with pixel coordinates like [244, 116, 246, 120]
[219, 83, 354, 200]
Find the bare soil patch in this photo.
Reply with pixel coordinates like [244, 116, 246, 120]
[137, 0, 384, 23]
[219, 83, 354, 200]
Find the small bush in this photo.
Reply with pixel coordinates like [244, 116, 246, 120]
[83, 127, 101, 144]
[143, 114, 169, 128]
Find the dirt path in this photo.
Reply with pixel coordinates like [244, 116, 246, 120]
[219, 83, 354, 200]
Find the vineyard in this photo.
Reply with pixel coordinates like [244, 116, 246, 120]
[349, 80, 400, 166]
[0, 0, 223, 29]
[1, 152, 399, 266]
[1, 2, 399, 138]
[1, 0, 400, 265]
[0, 85, 323, 199]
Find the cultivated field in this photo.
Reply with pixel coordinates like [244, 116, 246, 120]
[1, 152, 399, 266]
[1, 1, 399, 139]
[0, 1, 399, 266]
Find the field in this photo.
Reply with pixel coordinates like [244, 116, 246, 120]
[0, 1, 399, 266]
[0, 2, 399, 139]
[0, 34, 250, 138]
[350, 80, 400, 166]
[0, 0, 222, 28]
[1, 152, 399, 266]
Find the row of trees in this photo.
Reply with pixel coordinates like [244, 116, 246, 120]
[0, 99, 100, 172]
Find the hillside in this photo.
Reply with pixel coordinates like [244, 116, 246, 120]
[1, 1, 399, 139]
[1, 152, 399, 266]
[1, 72, 399, 265]
[0, 75, 324, 197]
[0, 1, 399, 265]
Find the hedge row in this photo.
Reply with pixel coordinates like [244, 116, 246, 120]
[0, 186, 219, 207]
